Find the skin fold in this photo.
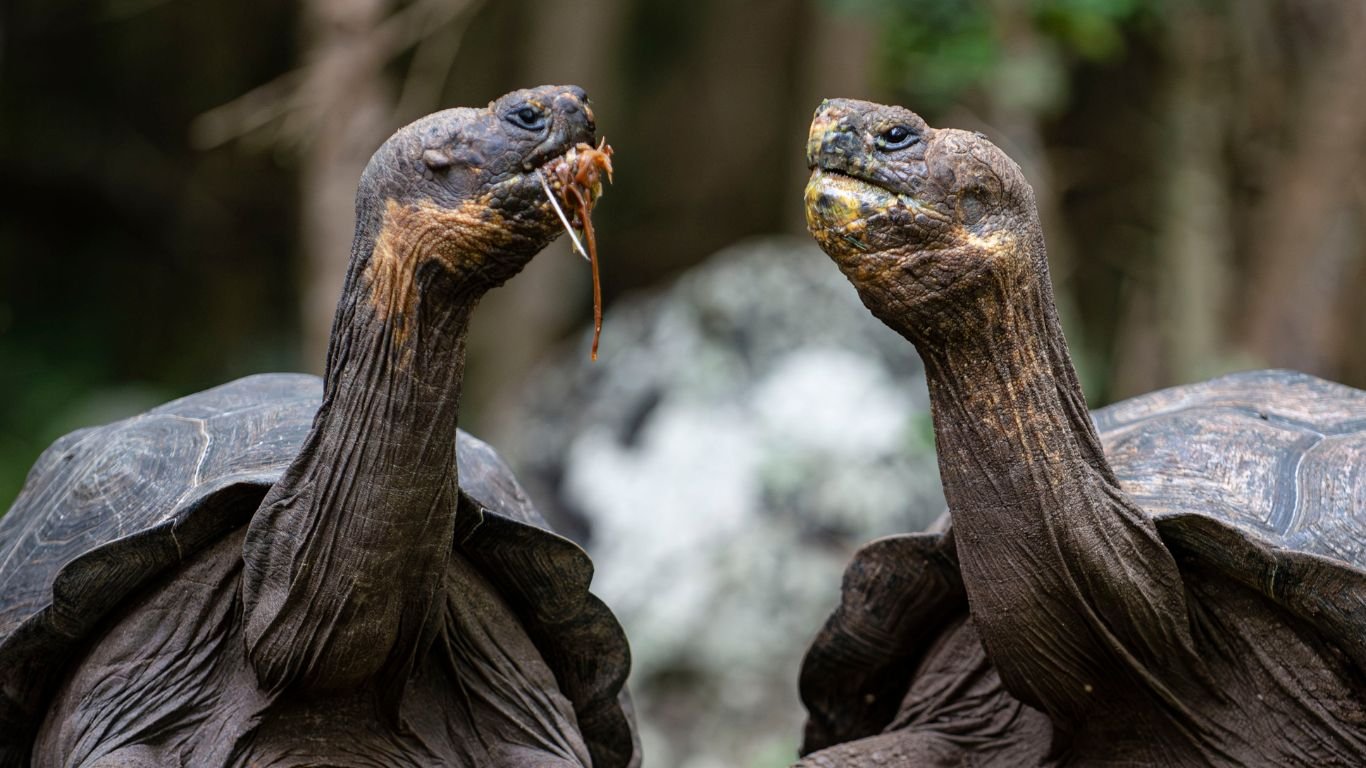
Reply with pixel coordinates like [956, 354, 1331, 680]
[796, 98, 1366, 767]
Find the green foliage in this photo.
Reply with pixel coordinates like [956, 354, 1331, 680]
[828, 0, 996, 110]
[825, 0, 1160, 113]
[1035, 0, 1154, 60]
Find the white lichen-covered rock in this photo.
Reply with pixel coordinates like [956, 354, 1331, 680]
[500, 238, 945, 767]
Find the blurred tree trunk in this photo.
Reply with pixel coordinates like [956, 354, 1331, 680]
[1239, 0, 1366, 376]
[1341, 177, 1366, 385]
[693, 0, 808, 243]
[981, 0, 1101, 393]
[984, 0, 1073, 285]
[299, 0, 394, 371]
[1155, 5, 1232, 386]
[1107, 7, 1233, 399]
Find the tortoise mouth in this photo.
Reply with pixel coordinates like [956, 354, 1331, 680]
[488, 146, 583, 220]
[534, 148, 575, 191]
[530, 145, 590, 201]
[537, 145, 572, 173]
[805, 167, 899, 237]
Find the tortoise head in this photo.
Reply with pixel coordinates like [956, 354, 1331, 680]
[357, 85, 596, 296]
[804, 99, 1044, 344]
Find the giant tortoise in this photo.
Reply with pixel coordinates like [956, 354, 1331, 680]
[797, 98, 1366, 766]
[0, 85, 638, 767]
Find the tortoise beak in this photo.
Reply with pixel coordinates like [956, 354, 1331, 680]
[807, 99, 872, 174]
[525, 86, 596, 171]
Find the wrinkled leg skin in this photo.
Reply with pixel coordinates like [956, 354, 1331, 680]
[796, 731, 965, 767]
[83, 747, 162, 768]
[796, 615, 1052, 767]
[33, 530, 590, 767]
[797, 569, 1366, 767]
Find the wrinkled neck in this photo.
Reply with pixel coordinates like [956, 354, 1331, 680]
[917, 274, 1111, 506]
[904, 247, 1197, 727]
[319, 225, 479, 482]
[242, 200, 484, 697]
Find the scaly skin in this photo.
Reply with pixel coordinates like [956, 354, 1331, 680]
[240, 85, 595, 700]
[797, 99, 1366, 766]
[35, 86, 619, 767]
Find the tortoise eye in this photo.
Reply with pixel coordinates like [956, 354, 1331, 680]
[877, 125, 919, 152]
[507, 105, 547, 132]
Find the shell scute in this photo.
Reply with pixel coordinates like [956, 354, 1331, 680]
[800, 369, 1366, 751]
[0, 373, 637, 768]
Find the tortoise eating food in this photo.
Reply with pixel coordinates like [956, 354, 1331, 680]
[0, 85, 638, 767]
[796, 98, 1366, 766]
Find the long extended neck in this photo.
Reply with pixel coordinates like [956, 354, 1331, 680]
[915, 263, 1197, 725]
[242, 201, 482, 697]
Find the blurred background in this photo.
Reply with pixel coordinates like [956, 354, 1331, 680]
[2, 0, 1364, 765]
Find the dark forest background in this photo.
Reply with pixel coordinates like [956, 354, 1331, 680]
[2, 0, 1364, 521]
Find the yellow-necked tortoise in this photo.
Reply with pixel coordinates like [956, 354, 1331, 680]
[0, 85, 637, 768]
[797, 98, 1366, 766]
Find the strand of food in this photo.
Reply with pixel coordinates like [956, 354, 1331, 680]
[536, 138, 614, 360]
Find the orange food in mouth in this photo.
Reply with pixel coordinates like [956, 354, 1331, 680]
[541, 139, 614, 361]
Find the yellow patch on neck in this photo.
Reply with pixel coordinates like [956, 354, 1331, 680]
[962, 228, 1011, 252]
[363, 195, 523, 340]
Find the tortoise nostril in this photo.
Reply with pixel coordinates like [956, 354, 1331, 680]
[821, 129, 859, 158]
[556, 88, 595, 136]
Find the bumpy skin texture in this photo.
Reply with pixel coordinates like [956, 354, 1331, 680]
[236, 86, 598, 702]
[0, 86, 638, 767]
[797, 99, 1366, 766]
